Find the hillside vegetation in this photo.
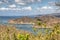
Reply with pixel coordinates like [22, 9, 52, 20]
[9, 15, 60, 28]
[0, 23, 60, 40]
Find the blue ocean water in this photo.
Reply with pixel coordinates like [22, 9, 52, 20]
[0, 16, 51, 34]
[0, 16, 22, 23]
[0, 16, 35, 23]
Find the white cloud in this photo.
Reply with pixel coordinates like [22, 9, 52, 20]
[0, 7, 9, 10]
[36, 6, 56, 14]
[38, 0, 41, 2]
[41, 6, 53, 9]
[0, 6, 32, 11]
[9, 4, 16, 8]
[15, 0, 41, 3]
[22, 6, 32, 11]
[0, 7, 22, 10]
[17, 3, 26, 5]
[37, 6, 53, 11]
[15, 0, 41, 5]
[0, 1, 3, 4]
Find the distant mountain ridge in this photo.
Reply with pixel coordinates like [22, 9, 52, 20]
[47, 13, 60, 17]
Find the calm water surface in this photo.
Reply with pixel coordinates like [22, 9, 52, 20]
[0, 16, 51, 34]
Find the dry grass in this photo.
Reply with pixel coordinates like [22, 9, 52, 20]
[0, 23, 60, 40]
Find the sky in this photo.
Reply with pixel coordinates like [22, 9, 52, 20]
[0, 0, 60, 16]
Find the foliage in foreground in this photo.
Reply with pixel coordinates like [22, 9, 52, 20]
[0, 23, 60, 40]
